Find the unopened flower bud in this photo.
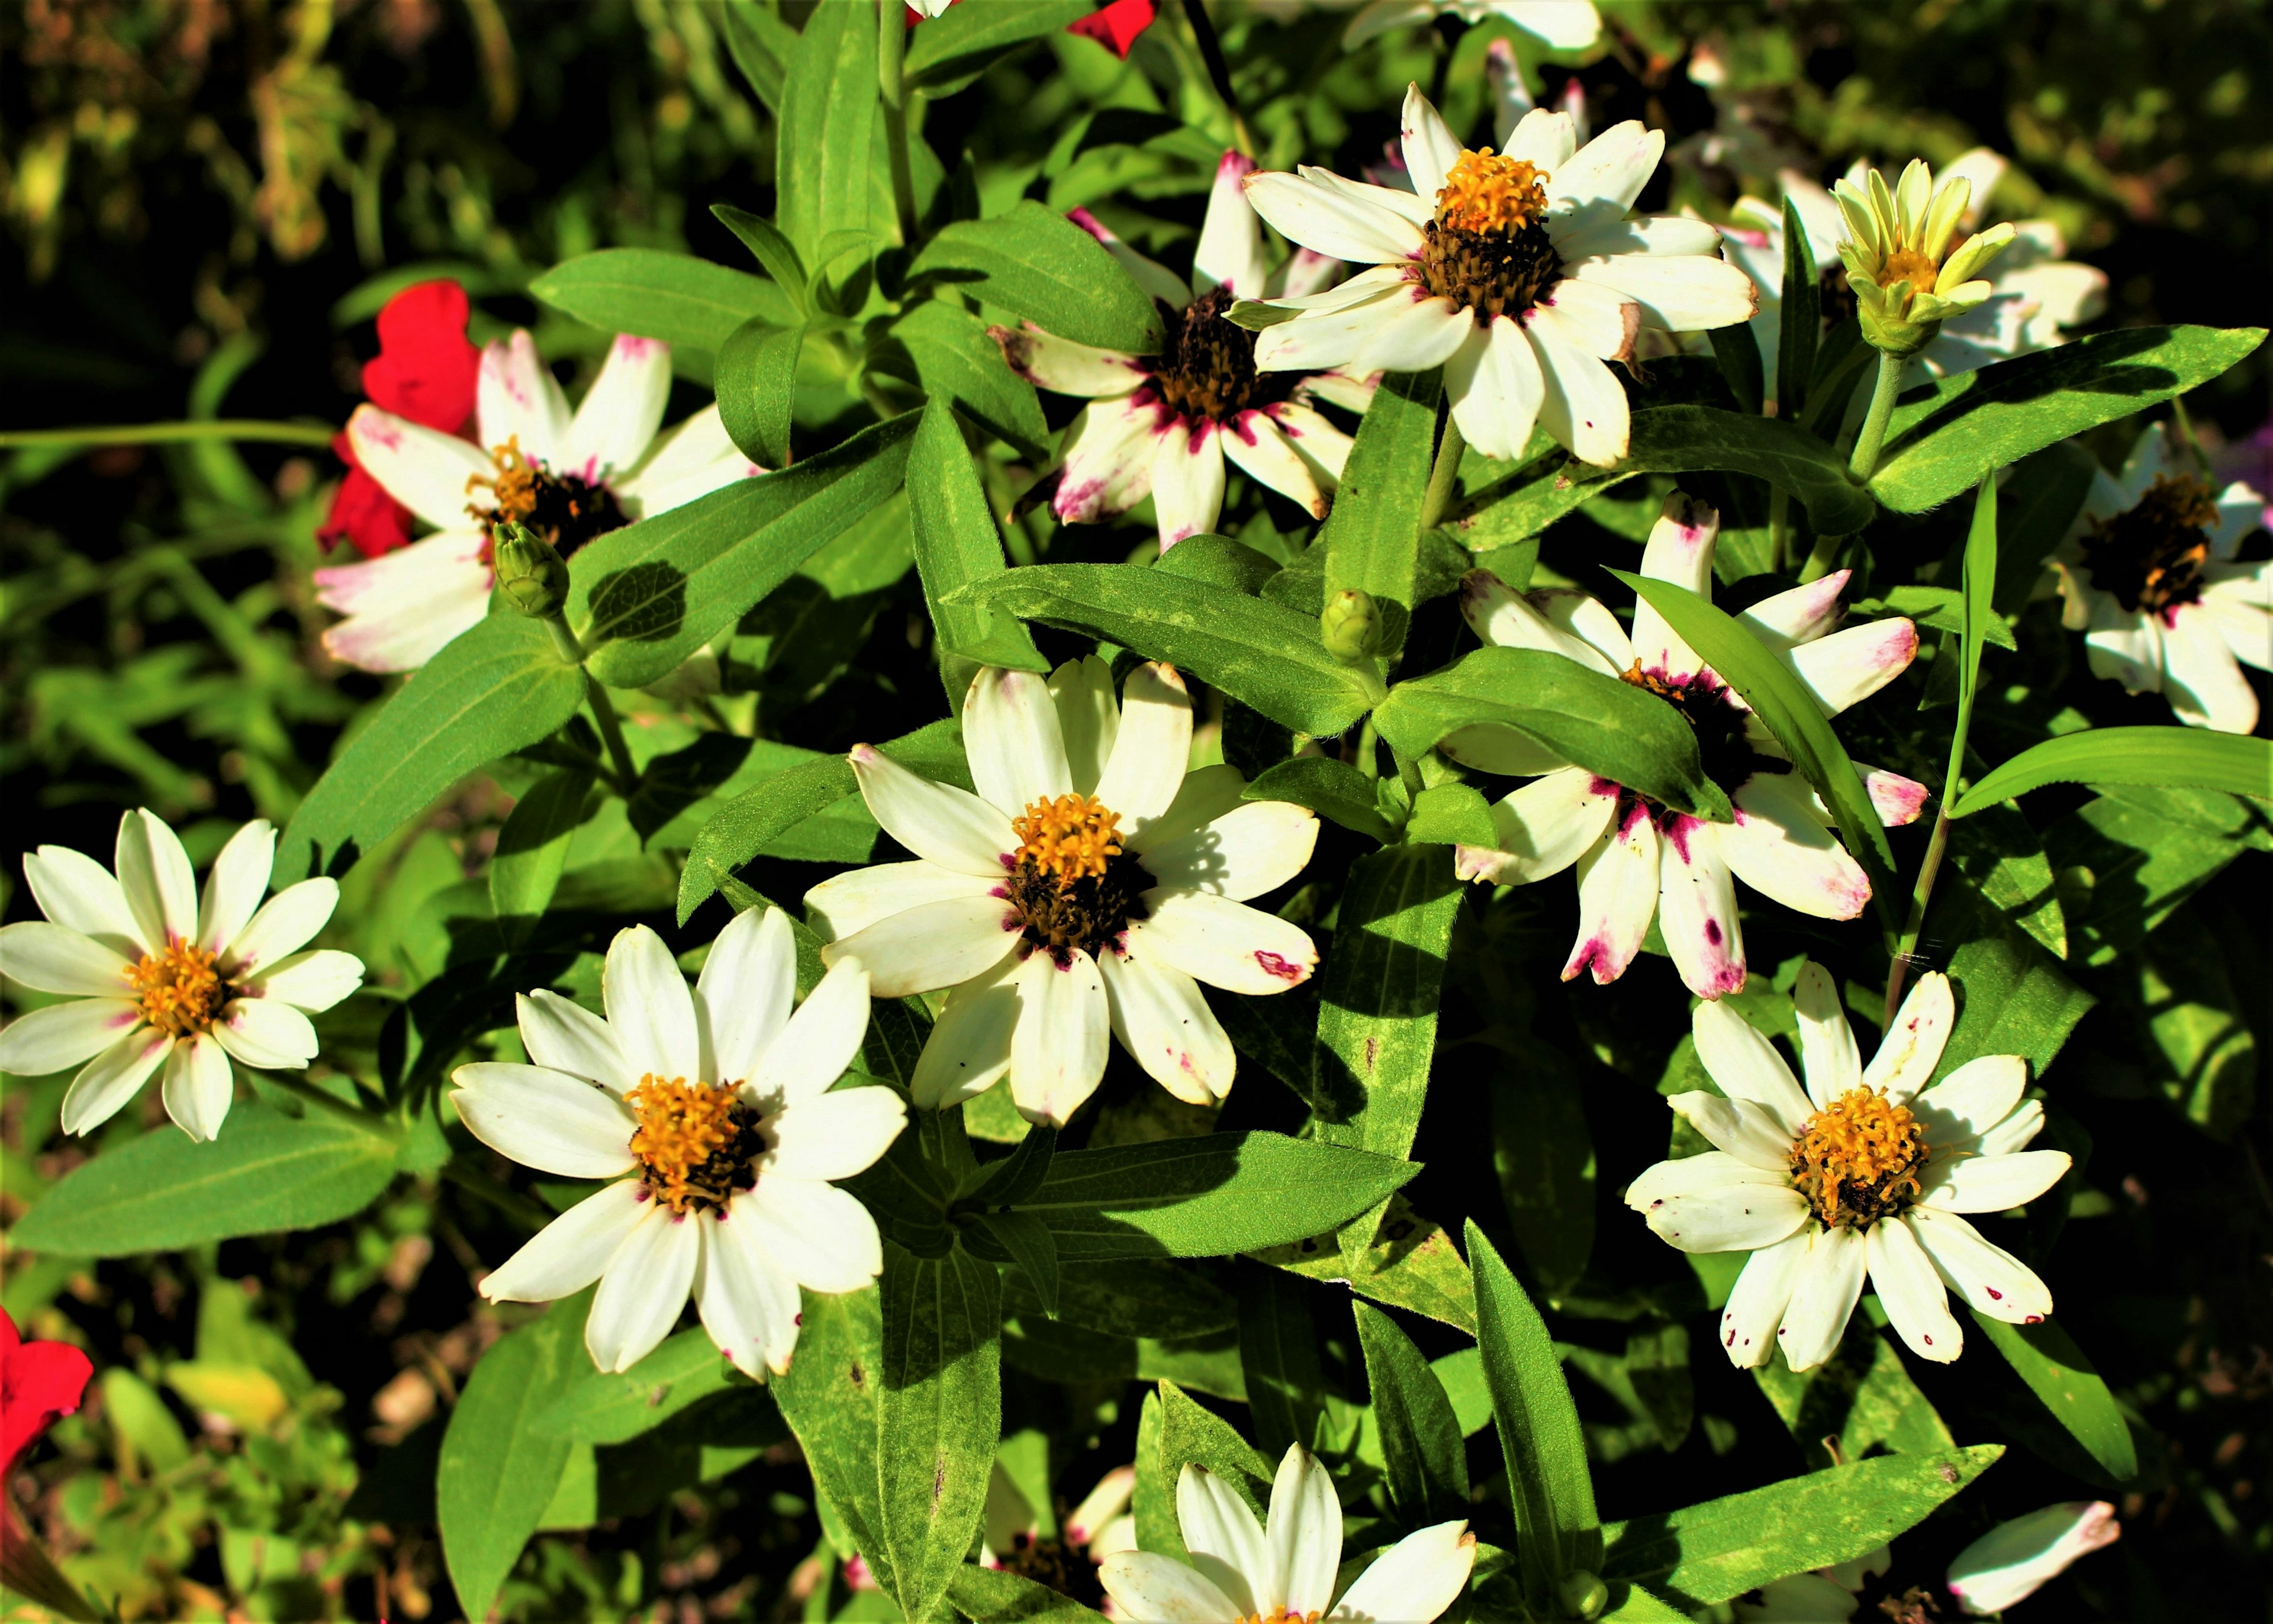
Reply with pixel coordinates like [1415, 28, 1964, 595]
[494, 522, 571, 620]
[1945, 1501, 2120, 1615]
[1322, 588, 1382, 663]
[1559, 1570, 1609, 1620]
[1834, 160, 2016, 360]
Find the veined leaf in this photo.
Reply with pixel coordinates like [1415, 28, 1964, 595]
[710, 204, 808, 311]
[775, 0, 877, 262]
[280, 614, 585, 881]
[905, 0, 1092, 95]
[908, 399, 1049, 674]
[882, 299, 1051, 462]
[1951, 728, 2272, 817]
[533, 1327, 752, 1445]
[1870, 326, 2268, 513]
[1354, 1300, 1469, 1527]
[1373, 646, 1731, 823]
[1776, 196, 1820, 420]
[1237, 1267, 1326, 1458]
[908, 201, 1162, 355]
[1242, 757, 1396, 842]
[948, 1566, 1107, 1623]
[490, 766, 593, 945]
[1155, 1378, 1274, 1520]
[716, 317, 803, 469]
[877, 1245, 1002, 1622]
[529, 249, 796, 351]
[1321, 370, 1441, 660]
[1254, 1194, 1478, 1337]
[1972, 1312, 2137, 1484]
[772, 1287, 897, 1596]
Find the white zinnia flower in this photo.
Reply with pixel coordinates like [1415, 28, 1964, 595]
[451, 913, 903, 1377]
[983, 1462, 1137, 1587]
[0, 811, 363, 1142]
[1239, 85, 1757, 465]
[996, 156, 1374, 550]
[2048, 423, 2271, 734]
[804, 660, 1321, 1126]
[1450, 493, 1924, 998]
[1336, 0, 1602, 53]
[1945, 1500, 2120, 1616]
[315, 331, 764, 672]
[1102, 1443, 1476, 1623]
[1629, 963, 2072, 1372]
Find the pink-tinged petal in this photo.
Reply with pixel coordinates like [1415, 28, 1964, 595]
[1241, 170, 1424, 265]
[1193, 150, 1267, 298]
[561, 334, 672, 482]
[1054, 392, 1168, 523]
[1719, 773, 1872, 921]
[0, 999, 144, 1077]
[1135, 888, 1318, 995]
[1526, 311, 1632, 466]
[1151, 420, 1229, 547]
[1562, 805, 1657, 984]
[313, 527, 490, 616]
[475, 330, 572, 464]
[1870, 1214, 1963, 1363]
[1905, 1205, 2055, 1324]
[320, 556, 494, 674]
[1786, 618, 1919, 716]
[1946, 1500, 2122, 1616]
[1444, 317, 1546, 463]
[1568, 252, 1758, 334]
[1529, 276, 1640, 362]
[1300, 365, 1379, 415]
[1852, 762, 1931, 826]
[1457, 767, 1615, 884]
[1099, 936, 1233, 1104]
[1268, 398, 1358, 485]
[346, 405, 494, 531]
[1657, 819, 1745, 998]
[990, 322, 1147, 399]
[1631, 491, 1719, 679]
[1223, 411, 1327, 517]
[1741, 570, 1849, 652]
[1457, 570, 1624, 674]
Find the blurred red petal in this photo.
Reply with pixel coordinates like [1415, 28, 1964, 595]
[319, 463, 414, 559]
[1067, 0, 1155, 57]
[364, 279, 479, 434]
[0, 1310, 94, 1474]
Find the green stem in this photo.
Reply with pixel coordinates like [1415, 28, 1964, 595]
[1767, 487, 1791, 575]
[1798, 529, 1845, 584]
[1353, 716, 1381, 779]
[877, 0, 919, 246]
[2170, 394, 2215, 475]
[1419, 410, 1467, 531]
[1846, 349, 1905, 483]
[1887, 617, 1987, 1024]
[1178, 0, 1255, 157]
[584, 673, 639, 788]
[542, 614, 584, 666]
[0, 419, 337, 449]
[267, 1072, 405, 1144]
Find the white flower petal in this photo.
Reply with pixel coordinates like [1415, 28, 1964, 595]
[910, 951, 1022, 1110]
[1534, 587, 1635, 669]
[0, 999, 144, 1075]
[346, 405, 495, 531]
[59, 1028, 173, 1135]
[22, 845, 141, 956]
[967, 667, 1076, 817]
[1718, 1229, 1811, 1368]
[604, 925, 700, 1083]
[1667, 1091, 1797, 1172]
[1531, 277, 1638, 361]
[1912, 1054, 2028, 1146]
[1922, 1149, 2071, 1214]
[1098, 1549, 1243, 1623]
[1195, 151, 1269, 298]
[115, 808, 198, 955]
[479, 1178, 648, 1303]
[993, 322, 1146, 398]
[586, 1200, 700, 1373]
[1136, 889, 1318, 995]
[1862, 972, 1954, 1101]
[1457, 571, 1620, 674]
[1658, 820, 1746, 1000]
[1354, 292, 1475, 376]
[1242, 172, 1424, 265]
[1945, 1500, 2121, 1617]
[1177, 1466, 1268, 1619]
[1546, 120, 1663, 215]
[1270, 1446, 1342, 1617]
[697, 1200, 806, 1377]
[1049, 655, 1121, 796]
[1503, 107, 1578, 172]
[244, 949, 364, 1014]
[737, 1178, 886, 1294]
[1129, 764, 1251, 856]
[804, 861, 999, 945]
[761, 1084, 906, 1182]
[1330, 1519, 1475, 1623]
[320, 553, 495, 674]
[160, 1031, 236, 1142]
[1778, 1225, 1869, 1371]
[1787, 618, 1920, 716]
[694, 907, 796, 1087]
[1153, 421, 1230, 547]
[1101, 937, 1234, 1104]
[313, 527, 490, 616]
[849, 744, 1019, 877]
[225, 879, 340, 977]
[561, 334, 671, 483]
[1558, 212, 1724, 262]
[511, 990, 632, 1098]
[1631, 492, 1718, 679]
[1871, 1215, 1963, 1363]
[1527, 308, 1632, 465]
[1692, 1001, 1812, 1135]
[1719, 774, 1873, 923]
[1907, 1206, 2054, 1324]
[212, 998, 318, 1071]
[1634, 1163, 1809, 1253]
[1561, 808, 1657, 984]
[1570, 253, 1758, 334]
[1438, 722, 1571, 780]
[476, 330, 572, 462]
[2160, 604, 2260, 733]
[1625, 1149, 1792, 1211]
[754, 955, 873, 1106]
[1009, 948, 1110, 1127]
[1055, 393, 1169, 522]
[616, 406, 765, 517]
[1399, 83, 1463, 201]
[0, 922, 133, 997]
[1792, 961, 1863, 1110]
[1223, 412, 1327, 519]
[1096, 663, 1194, 829]
[452, 1062, 639, 1178]
[1458, 766, 1615, 884]
[825, 896, 1021, 1000]
[1138, 801, 1318, 901]
[1443, 316, 1546, 462]
[197, 821, 276, 957]
[1252, 287, 1412, 375]
[1740, 571, 1849, 652]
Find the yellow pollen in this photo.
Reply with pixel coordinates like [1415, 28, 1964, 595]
[466, 435, 542, 525]
[1789, 1087, 1928, 1229]
[1013, 794, 1123, 889]
[1878, 247, 1939, 295]
[125, 940, 224, 1038]
[625, 1075, 744, 1215]
[1433, 147, 1550, 237]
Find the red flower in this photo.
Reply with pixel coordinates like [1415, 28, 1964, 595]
[319, 280, 481, 560]
[1067, 0, 1156, 57]
[0, 1309, 91, 1476]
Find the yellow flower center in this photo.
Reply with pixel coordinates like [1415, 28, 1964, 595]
[1432, 148, 1549, 236]
[464, 435, 630, 558]
[1789, 1087, 1928, 1229]
[1877, 246, 1940, 295]
[125, 940, 226, 1038]
[1012, 794, 1124, 889]
[624, 1074, 758, 1215]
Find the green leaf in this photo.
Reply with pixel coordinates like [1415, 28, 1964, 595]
[1237, 1267, 1325, 1458]
[1604, 1585, 1694, 1622]
[1601, 1445, 2003, 1607]
[1012, 1132, 1420, 1261]
[1156, 534, 1282, 596]
[1489, 1044, 1596, 1296]
[1406, 781, 1498, 848]
[1869, 326, 2267, 513]
[904, 0, 1092, 94]
[1947, 801, 2067, 961]
[1000, 1258, 1234, 1342]
[716, 317, 803, 469]
[1992, 440, 2096, 616]
[1972, 1312, 2137, 1484]
[1615, 571, 1898, 927]
[1776, 196, 1820, 420]
[978, 1210, 1061, 1317]
[908, 201, 1163, 355]
[1321, 370, 1441, 659]
[775, 0, 878, 262]
[719, 0, 791, 112]
[678, 717, 967, 923]
[439, 1294, 588, 1624]
[533, 1327, 750, 1445]
[772, 1287, 897, 1596]
[568, 411, 917, 689]
[490, 766, 593, 945]
[1862, 586, 2016, 650]
[948, 1565, 1108, 1623]
[1752, 1323, 1954, 1470]
[709, 203, 808, 312]
[1254, 1194, 1479, 1337]
[1933, 872, 2095, 1078]
[529, 249, 796, 351]
[1952, 728, 2272, 817]
[884, 299, 1052, 462]
[877, 1246, 1002, 1622]
[1353, 1300, 1469, 1526]
[281, 615, 585, 880]
[2045, 785, 2264, 966]
[948, 565, 1379, 737]
[1242, 757, 1396, 842]
[1467, 1221, 1600, 1606]
[1373, 646, 1731, 823]
[1708, 322, 1763, 417]
[11, 1102, 396, 1256]
[909, 398, 1050, 674]
[1155, 1378, 1274, 1519]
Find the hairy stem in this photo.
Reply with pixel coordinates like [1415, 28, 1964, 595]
[584, 673, 640, 788]
[1420, 411, 1467, 532]
[1846, 349, 1905, 482]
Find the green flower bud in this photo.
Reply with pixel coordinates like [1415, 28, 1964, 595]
[1833, 159, 2016, 361]
[494, 522, 572, 621]
[1321, 588, 1382, 663]
[1558, 1570, 1609, 1620]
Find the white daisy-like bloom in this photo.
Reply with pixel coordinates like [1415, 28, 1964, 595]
[804, 660, 1321, 1126]
[994, 155, 1375, 549]
[314, 332, 764, 673]
[981, 1463, 1138, 1591]
[1628, 962, 2072, 1373]
[0, 811, 363, 1142]
[1717, 153, 2108, 412]
[1238, 85, 1757, 466]
[1102, 1442, 1476, 1623]
[1945, 1500, 2120, 1616]
[2047, 423, 2271, 734]
[451, 914, 903, 1377]
[1450, 493, 1924, 998]
[1335, 0, 1602, 53]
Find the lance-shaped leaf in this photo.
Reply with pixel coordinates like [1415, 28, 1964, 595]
[772, 1287, 897, 1594]
[774, 0, 877, 262]
[908, 201, 1163, 355]
[949, 1567, 1107, 1623]
[909, 398, 1050, 672]
[490, 766, 593, 945]
[529, 249, 796, 351]
[949, 566, 1379, 737]
[533, 1327, 755, 1445]
[1243, 757, 1397, 842]
[1973, 1312, 2137, 1484]
[1321, 369, 1441, 660]
[716, 317, 802, 469]
[1237, 1267, 1326, 1458]
[1467, 1222, 1601, 1608]
[1354, 1300, 1469, 1527]
[877, 1245, 1002, 1622]
[568, 411, 917, 689]
[1776, 196, 1820, 420]
[1009, 1132, 1419, 1261]
[1155, 1378, 1274, 1520]
[904, 0, 1091, 95]
[279, 614, 584, 880]
[1613, 570, 1898, 927]
[1601, 1445, 2003, 1606]
[1373, 646, 1731, 823]
[710, 204, 808, 312]
[880, 299, 1051, 462]
[1992, 440, 2097, 616]
[1255, 1194, 1479, 1336]
[1869, 325, 2268, 513]
[1951, 728, 2272, 817]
